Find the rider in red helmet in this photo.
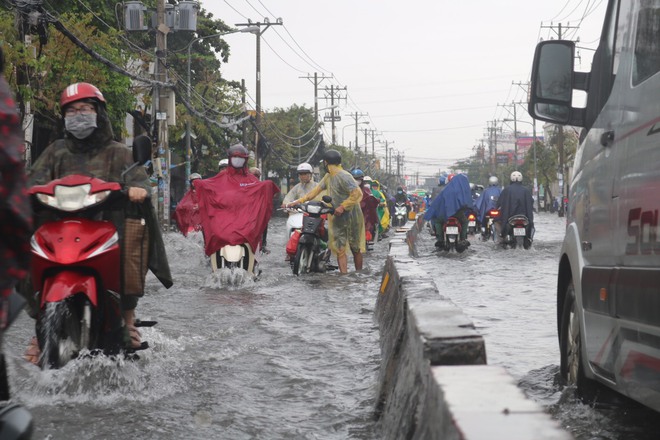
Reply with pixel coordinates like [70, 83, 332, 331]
[26, 83, 172, 356]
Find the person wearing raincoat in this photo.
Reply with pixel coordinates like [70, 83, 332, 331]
[351, 169, 379, 245]
[370, 180, 390, 236]
[0, 49, 32, 304]
[27, 82, 172, 353]
[423, 173, 472, 251]
[286, 149, 365, 273]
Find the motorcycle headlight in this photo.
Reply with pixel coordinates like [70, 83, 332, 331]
[306, 204, 322, 215]
[36, 184, 111, 212]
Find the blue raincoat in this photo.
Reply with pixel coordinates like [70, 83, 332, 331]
[424, 174, 472, 222]
[474, 185, 502, 223]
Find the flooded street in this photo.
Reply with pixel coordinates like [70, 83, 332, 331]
[5, 216, 384, 439]
[4, 212, 660, 439]
[417, 212, 660, 440]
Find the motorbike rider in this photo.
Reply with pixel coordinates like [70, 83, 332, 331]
[474, 175, 502, 228]
[0, 49, 32, 310]
[370, 179, 390, 237]
[352, 168, 379, 244]
[281, 162, 318, 207]
[175, 173, 203, 236]
[27, 82, 173, 352]
[498, 171, 534, 247]
[178, 144, 280, 260]
[286, 149, 365, 273]
[248, 167, 270, 252]
[0, 48, 34, 433]
[423, 173, 472, 251]
[394, 186, 411, 213]
[430, 173, 448, 201]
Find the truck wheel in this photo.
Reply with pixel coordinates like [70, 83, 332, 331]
[559, 280, 601, 402]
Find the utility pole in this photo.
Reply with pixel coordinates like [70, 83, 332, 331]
[487, 120, 501, 175]
[155, 0, 170, 228]
[300, 72, 331, 137]
[540, 23, 577, 217]
[322, 85, 346, 145]
[15, 3, 31, 165]
[241, 79, 248, 146]
[236, 18, 283, 172]
[385, 140, 389, 175]
[348, 112, 368, 151]
[361, 127, 369, 155]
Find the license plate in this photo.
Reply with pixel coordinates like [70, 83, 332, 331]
[468, 221, 476, 228]
[513, 227, 526, 236]
[446, 226, 459, 235]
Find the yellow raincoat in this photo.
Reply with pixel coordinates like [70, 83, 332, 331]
[295, 164, 365, 256]
[371, 181, 390, 233]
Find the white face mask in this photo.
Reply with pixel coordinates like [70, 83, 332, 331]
[230, 157, 246, 168]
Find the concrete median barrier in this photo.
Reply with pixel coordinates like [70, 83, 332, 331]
[374, 219, 572, 439]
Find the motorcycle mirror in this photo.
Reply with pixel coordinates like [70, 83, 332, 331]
[322, 195, 332, 204]
[132, 135, 152, 166]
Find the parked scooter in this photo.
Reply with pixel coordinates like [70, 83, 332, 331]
[481, 208, 500, 241]
[502, 215, 533, 249]
[290, 196, 335, 275]
[28, 138, 154, 369]
[392, 202, 408, 228]
[0, 292, 34, 437]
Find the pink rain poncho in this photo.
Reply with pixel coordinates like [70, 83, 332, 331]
[175, 166, 280, 255]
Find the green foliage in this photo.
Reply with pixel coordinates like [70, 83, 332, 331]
[2, 1, 245, 154]
[259, 104, 320, 179]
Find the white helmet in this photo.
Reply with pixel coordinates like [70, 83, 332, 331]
[296, 162, 313, 173]
[488, 176, 499, 186]
[189, 173, 202, 181]
[510, 171, 523, 182]
[218, 158, 229, 169]
[363, 175, 373, 182]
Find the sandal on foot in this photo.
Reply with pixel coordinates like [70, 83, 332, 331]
[23, 336, 40, 366]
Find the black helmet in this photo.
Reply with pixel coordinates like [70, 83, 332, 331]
[323, 149, 342, 165]
[228, 143, 249, 158]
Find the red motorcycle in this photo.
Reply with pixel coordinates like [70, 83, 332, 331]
[28, 141, 153, 369]
[441, 216, 467, 253]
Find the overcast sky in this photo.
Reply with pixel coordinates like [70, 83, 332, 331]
[204, 0, 607, 180]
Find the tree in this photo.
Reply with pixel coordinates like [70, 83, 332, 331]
[2, 11, 135, 146]
[1, 1, 245, 171]
[259, 104, 322, 181]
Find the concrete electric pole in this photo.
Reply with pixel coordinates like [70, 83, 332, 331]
[236, 19, 283, 172]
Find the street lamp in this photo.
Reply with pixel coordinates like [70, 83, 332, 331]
[341, 121, 368, 148]
[185, 26, 259, 186]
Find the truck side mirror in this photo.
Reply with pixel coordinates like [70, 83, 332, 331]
[528, 40, 584, 126]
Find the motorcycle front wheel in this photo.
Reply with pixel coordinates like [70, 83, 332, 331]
[293, 243, 313, 276]
[37, 299, 92, 369]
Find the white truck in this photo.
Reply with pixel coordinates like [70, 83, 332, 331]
[528, 0, 660, 410]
